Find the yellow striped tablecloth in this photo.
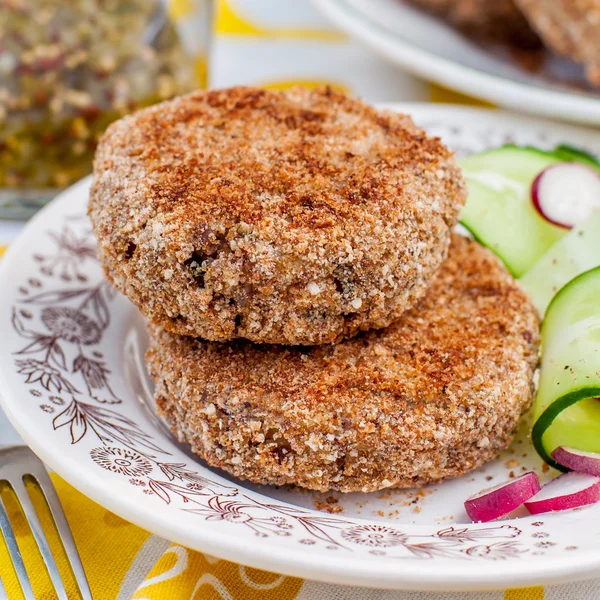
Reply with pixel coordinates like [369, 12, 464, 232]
[1, 1, 598, 598]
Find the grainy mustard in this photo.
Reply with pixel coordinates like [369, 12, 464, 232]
[0, 0, 196, 190]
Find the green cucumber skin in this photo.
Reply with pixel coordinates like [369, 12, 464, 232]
[532, 266, 600, 468]
[552, 145, 600, 172]
[459, 144, 600, 278]
[532, 387, 600, 471]
[497, 144, 600, 169]
[500, 144, 600, 170]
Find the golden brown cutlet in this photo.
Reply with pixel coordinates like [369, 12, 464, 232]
[89, 86, 465, 346]
[146, 235, 540, 493]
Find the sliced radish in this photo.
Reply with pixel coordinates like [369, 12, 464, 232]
[525, 472, 600, 515]
[464, 472, 541, 522]
[532, 162, 600, 229]
[551, 447, 600, 477]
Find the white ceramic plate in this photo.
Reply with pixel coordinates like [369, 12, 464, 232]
[312, 0, 600, 125]
[2, 105, 600, 592]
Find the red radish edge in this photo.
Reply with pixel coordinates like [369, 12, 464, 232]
[525, 472, 600, 515]
[552, 446, 600, 477]
[531, 162, 600, 229]
[464, 472, 541, 523]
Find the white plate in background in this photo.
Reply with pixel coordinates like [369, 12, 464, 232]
[312, 0, 600, 125]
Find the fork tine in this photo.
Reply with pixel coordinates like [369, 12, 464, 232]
[0, 493, 35, 600]
[11, 479, 69, 600]
[0, 446, 93, 599]
[32, 470, 93, 600]
[0, 574, 9, 600]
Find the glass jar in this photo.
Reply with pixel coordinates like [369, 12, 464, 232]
[0, 0, 209, 218]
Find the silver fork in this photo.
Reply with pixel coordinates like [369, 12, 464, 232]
[0, 446, 92, 599]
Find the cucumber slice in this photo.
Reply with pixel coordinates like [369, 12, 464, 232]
[459, 145, 598, 277]
[532, 266, 600, 470]
[553, 145, 600, 172]
[509, 144, 600, 171]
[520, 211, 600, 316]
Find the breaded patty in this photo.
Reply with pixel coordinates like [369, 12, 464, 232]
[404, 0, 541, 48]
[515, 0, 600, 86]
[146, 235, 540, 493]
[89, 86, 465, 345]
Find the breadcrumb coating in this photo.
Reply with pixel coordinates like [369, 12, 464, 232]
[146, 235, 540, 493]
[515, 0, 600, 86]
[89, 86, 466, 345]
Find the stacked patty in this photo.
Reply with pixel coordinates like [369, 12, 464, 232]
[147, 235, 540, 492]
[89, 86, 465, 346]
[90, 86, 540, 493]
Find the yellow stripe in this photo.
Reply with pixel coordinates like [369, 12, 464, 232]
[505, 587, 545, 600]
[167, 0, 195, 20]
[194, 57, 209, 90]
[132, 546, 303, 599]
[429, 83, 494, 107]
[260, 79, 350, 93]
[216, 0, 345, 41]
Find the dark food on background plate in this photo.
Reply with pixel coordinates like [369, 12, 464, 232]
[404, 0, 600, 87]
[89, 86, 466, 346]
[404, 0, 541, 48]
[146, 235, 540, 493]
[515, 0, 600, 86]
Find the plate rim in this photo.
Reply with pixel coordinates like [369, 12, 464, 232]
[2, 104, 600, 591]
[311, 0, 600, 125]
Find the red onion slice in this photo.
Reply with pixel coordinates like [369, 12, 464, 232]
[464, 472, 541, 522]
[532, 162, 600, 229]
[525, 472, 600, 515]
[551, 447, 600, 477]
